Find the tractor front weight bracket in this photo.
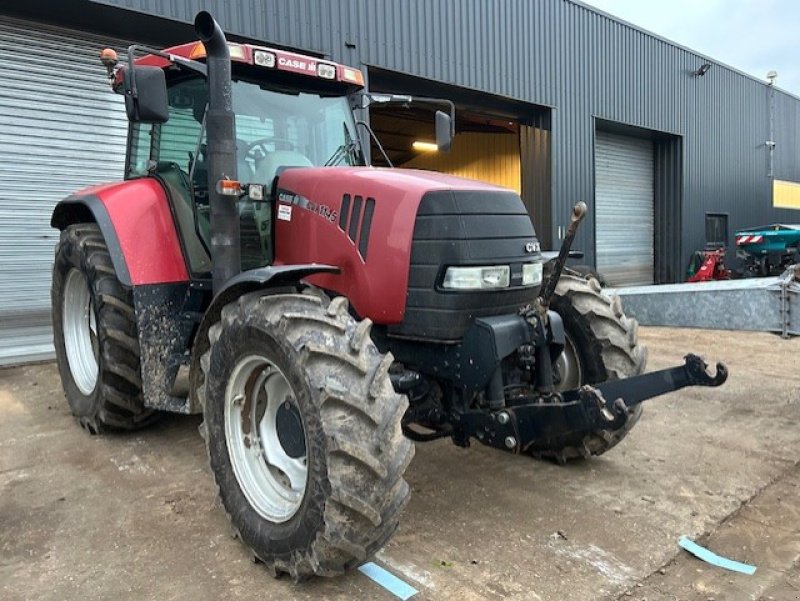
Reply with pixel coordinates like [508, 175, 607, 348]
[454, 354, 728, 453]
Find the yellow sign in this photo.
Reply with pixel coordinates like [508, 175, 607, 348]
[773, 179, 800, 209]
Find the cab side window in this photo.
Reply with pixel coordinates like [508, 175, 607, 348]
[126, 122, 152, 178]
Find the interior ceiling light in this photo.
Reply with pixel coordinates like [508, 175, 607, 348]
[412, 141, 438, 152]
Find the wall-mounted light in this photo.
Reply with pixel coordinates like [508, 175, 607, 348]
[694, 63, 712, 76]
[412, 141, 438, 152]
[766, 70, 778, 177]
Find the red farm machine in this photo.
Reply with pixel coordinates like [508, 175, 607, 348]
[51, 12, 727, 579]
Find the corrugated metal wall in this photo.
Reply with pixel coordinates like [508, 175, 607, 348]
[0, 16, 130, 364]
[520, 123, 552, 249]
[653, 136, 683, 283]
[89, 0, 800, 272]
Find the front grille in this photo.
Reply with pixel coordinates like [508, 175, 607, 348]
[388, 189, 542, 342]
[338, 193, 376, 260]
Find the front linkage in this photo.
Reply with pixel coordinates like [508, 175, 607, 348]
[435, 201, 728, 454]
[455, 353, 727, 453]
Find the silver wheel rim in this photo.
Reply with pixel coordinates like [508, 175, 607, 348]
[555, 334, 582, 391]
[224, 354, 308, 523]
[63, 269, 99, 395]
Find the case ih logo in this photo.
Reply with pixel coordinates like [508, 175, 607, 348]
[277, 57, 317, 73]
[278, 189, 337, 222]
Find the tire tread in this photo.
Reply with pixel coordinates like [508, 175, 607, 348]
[530, 274, 646, 462]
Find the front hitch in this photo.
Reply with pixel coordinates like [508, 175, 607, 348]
[454, 354, 728, 453]
[563, 353, 728, 432]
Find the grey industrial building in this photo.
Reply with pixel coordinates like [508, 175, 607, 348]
[2, 0, 800, 363]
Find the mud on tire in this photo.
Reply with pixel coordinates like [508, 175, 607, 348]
[52, 223, 156, 433]
[529, 273, 647, 462]
[199, 290, 414, 580]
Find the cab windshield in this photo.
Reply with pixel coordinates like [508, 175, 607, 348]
[126, 75, 362, 274]
[128, 76, 362, 179]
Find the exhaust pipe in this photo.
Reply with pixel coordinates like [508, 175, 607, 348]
[194, 11, 240, 293]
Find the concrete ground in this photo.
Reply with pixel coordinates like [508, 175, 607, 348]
[1, 327, 799, 601]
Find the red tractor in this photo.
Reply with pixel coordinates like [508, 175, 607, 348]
[51, 12, 727, 580]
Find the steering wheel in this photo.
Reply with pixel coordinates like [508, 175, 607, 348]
[243, 137, 297, 165]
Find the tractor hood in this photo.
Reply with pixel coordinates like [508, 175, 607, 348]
[277, 166, 513, 196]
[272, 166, 541, 328]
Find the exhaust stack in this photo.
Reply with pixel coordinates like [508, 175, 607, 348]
[194, 11, 240, 293]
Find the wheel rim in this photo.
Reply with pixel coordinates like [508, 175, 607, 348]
[224, 354, 308, 523]
[554, 334, 582, 391]
[63, 269, 99, 395]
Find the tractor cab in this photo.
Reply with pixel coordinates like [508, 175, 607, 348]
[124, 42, 367, 274]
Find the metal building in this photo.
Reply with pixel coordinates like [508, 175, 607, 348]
[2, 0, 800, 364]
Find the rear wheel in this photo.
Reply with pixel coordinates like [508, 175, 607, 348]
[52, 223, 155, 433]
[199, 290, 413, 579]
[529, 274, 647, 462]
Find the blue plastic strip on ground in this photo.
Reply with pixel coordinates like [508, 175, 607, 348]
[358, 562, 418, 600]
[679, 536, 757, 575]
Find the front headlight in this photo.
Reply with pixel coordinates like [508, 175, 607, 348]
[522, 262, 543, 286]
[442, 266, 510, 290]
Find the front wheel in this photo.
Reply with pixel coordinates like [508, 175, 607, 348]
[199, 290, 413, 579]
[528, 274, 647, 462]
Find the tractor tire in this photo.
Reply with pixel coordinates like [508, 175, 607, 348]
[198, 290, 413, 580]
[52, 223, 156, 433]
[528, 273, 647, 462]
[567, 264, 608, 288]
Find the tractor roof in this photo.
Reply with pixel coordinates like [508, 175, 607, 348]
[135, 41, 365, 88]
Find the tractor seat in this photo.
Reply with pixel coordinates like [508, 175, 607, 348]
[253, 150, 313, 185]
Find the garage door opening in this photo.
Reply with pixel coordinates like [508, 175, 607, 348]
[369, 106, 522, 192]
[594, 130, 656, 286]
[594, 121, 683, 286]
[366, 68, 552, 247]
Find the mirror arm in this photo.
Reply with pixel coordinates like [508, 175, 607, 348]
[355, 120, 393, 168]
[362, 94, 456, 137]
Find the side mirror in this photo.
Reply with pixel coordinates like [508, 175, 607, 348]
[123, 66, 169, 124]
[435, 110, 453, 153]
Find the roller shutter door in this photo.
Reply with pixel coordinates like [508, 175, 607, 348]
[0, 17, 130, 365]
[594, 131, 654, 286]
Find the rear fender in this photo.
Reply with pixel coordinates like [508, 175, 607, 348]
[52, 179, 192, 413]
[51, 179, 189, 286]
[52, 194, 133, 285]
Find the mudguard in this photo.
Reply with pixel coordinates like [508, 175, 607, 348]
[186, 264, 339, 413]
[51, 179, 189, 286]
[52, 178, 191, 413]
[51, 193, 132, 285]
